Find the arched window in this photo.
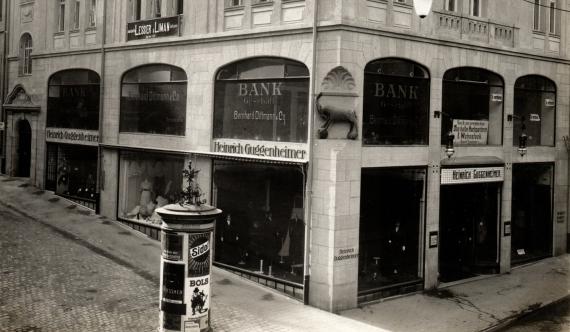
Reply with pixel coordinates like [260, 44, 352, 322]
[363, 58, 430, 145]
[514, 75, 556, 147]
[214, 57, 310, 143]
[47, 69, 100, 130]
[120, 64, 187, 135]
[19, 33, 32, 75]
[442, 67, 504, 145]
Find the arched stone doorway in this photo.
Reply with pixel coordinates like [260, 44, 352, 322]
[16, 119, 32, 177]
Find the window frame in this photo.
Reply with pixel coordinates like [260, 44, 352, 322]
[58, 0, 66, 32]
[548, 0, 555, 34]
[87, 0, 96, 27]
[445, 0, 457, 12]
[72, 0, 80, 30]
[471, 0, 481, 17]
[19, 33, 33, 76]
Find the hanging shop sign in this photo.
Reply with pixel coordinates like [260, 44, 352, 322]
[45, 127, 99, 146]
[451, 119, 488, 145]
[212, 138, 308, 162]
[441, 166, 504, 185]
[127, 15, 180, 41]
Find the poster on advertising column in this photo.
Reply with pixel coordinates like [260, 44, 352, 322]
[452, 119, 489, 144]
[187, 232, 211, 319]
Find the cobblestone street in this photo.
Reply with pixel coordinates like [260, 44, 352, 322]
[0, 207, 159, 332]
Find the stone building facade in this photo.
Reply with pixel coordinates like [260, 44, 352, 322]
[3, 0, 570, 314]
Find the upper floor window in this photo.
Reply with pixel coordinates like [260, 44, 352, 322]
[47, 69, 101, 130]
[128, 0, 141, 21]
[442, 67, 504, 146]
[88, 0, 96, 27]
[72, 0, 80, 30]
[214, 57, 310, 143]
[549, 0, 555, 33]
[471, 0, 481, 17]
[226, 0, 243, 8]
[533, 0, 541, 30]
[513, 75, 556, 147]
[363, 58, 430, 145]
[19, 33, 32, 76]
[445, 0, 457, 11]
[152, 0, 161, 17]
[120, 64, 187, 135]
[58, 0, 66, 32]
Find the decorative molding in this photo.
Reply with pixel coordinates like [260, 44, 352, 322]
[20, 3, 34, 23]
[321, 66, 356, 92]
[4, 84, 40, 112]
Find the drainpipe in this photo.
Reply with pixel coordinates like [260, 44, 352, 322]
[96, 0, 107, 213]
[303, 0, 319, 305]
[2, 0, 11, 174]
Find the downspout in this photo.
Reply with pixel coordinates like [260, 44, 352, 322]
[2, 0, 10, 174]
[303, 0, 319, 305]
[96, 0, 107, 213]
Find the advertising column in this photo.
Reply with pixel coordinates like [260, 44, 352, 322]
[157, 204, 222, 332]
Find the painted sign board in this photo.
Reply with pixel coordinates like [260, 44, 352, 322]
[127, 15, 180, 40]
[452, 119, 489, 145]
[441, 166, 504, 185]
[212, 138, 308, 162]
[45, 127, 99, 146]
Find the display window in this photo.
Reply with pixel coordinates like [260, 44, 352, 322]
[514, 76, 556, 147]
[363, 58, 430, 145]
[45, 143, 98, 209]
[442, 67, 504, 146]
[511, 163, 553, 264]
[118, 151, 184, 225]
[359, 168, 425, 293]
[120, 64, 187, 135]
[47, 69, 100, 130]
[213, 160, 305, 284]
[214, 57, 309, 143]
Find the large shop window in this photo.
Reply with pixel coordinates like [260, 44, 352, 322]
[442, 68, 504, 146]
[48, 70, 100, 130]
[363, 58, 430, 145]
[511, 163, 553, 265]
[214, 57, 309, 143]
[213, 161, 305, 285]
[514, 76, 556, 147]
[45, 144, 98, 210]
[359, 168, 425, 294]
[118, 152, 184, 226]
[120, 64, 187, 135]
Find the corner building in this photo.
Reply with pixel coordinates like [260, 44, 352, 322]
[4, 0, 570, 315]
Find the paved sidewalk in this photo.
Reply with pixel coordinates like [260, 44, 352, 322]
[1, 174, 568, 332]
[0, 175, 382, 332]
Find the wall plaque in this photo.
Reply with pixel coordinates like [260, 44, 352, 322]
[127, 15, 180, 41]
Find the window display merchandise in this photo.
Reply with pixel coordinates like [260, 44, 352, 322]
[513, 76, 556, 147]
[45, 144, 98, 209]
[213, 161, 305, 284]
[118, 152, 184, 225]
[359, 168, 425, 293]
[363, 58, 430, 145]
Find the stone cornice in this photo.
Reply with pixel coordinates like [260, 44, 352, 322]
[6, 24, 570, 66]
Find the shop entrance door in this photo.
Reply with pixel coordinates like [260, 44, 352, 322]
[439, 183, 500, 283]
[16, 119, 31, 177]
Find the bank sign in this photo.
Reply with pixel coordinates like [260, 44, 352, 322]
[441, 166, 504, 185]
[46, 127, 99, 146]
[127, 16, 180, 41]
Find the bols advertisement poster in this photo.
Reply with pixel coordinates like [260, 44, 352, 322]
[188, 233, 210, 277]
[162, 232, 183, 261]
[162, 262, 185, 302]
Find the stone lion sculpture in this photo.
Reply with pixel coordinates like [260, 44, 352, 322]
[316, 93, 358, 140]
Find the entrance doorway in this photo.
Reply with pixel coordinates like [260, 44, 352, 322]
[439, 183, 500, 282]
[16, 119, 32, 177]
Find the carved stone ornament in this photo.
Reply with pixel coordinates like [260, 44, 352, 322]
[4, 84, 40, 113]
[317, 66, 358, 140]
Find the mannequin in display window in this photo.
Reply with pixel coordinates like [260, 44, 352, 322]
[137, 178, 154, 219]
